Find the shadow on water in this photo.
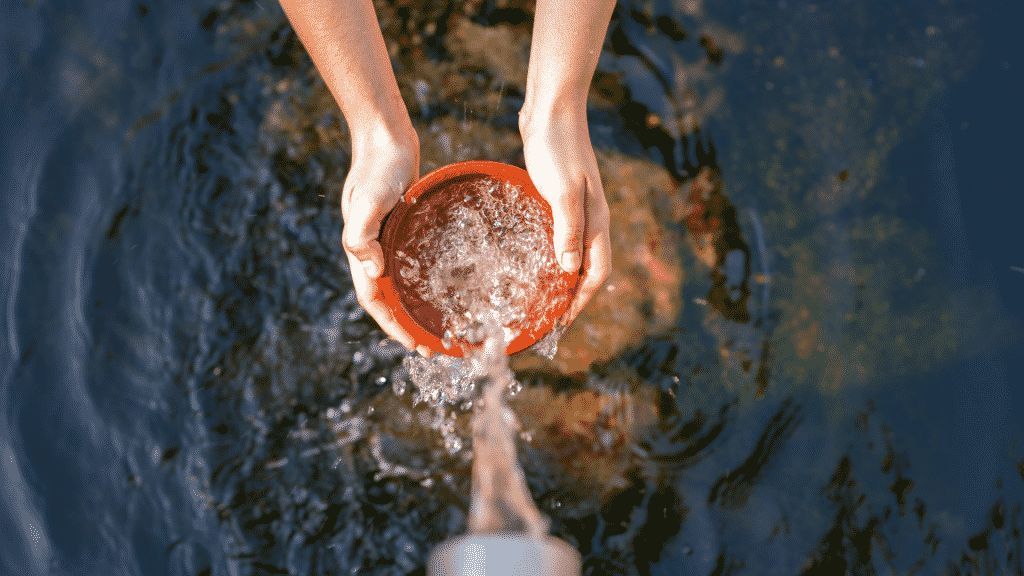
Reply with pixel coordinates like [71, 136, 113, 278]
[1, 0, 1022, 575]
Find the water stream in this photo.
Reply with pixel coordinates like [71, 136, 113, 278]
[463, 314, 551, 538]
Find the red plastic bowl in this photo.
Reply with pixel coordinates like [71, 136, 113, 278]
[376, 160, 579, 357]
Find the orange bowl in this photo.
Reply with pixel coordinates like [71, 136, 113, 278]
[377, 160, 580, 357]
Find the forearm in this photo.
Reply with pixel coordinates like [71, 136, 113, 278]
[279, 0, 414, 154]
[521, 0, 616, 130]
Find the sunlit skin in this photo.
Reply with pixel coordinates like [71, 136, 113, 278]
[279, 0, 615, 357]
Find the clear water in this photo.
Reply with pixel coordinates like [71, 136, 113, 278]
[395, 176, 569, 351]
[396, 174, 569, 465]
[463, 313, 550, 537]
[399, 319, 566, 459]
[2, 0, 1023, 575]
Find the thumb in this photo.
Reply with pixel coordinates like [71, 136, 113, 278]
[342, 195, 390, 279]
[541, 177, 584, 275]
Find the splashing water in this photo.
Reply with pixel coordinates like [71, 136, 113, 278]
[394, 177, 570, 350]
[464, 312, 551, 537]
[394, 177, 564, 536]
[397, 175, 569, 461]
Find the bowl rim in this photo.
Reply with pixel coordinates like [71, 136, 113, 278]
[376, 160, 579, 357]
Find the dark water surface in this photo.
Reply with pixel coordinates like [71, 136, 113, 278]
[2, 0, 1022, 575]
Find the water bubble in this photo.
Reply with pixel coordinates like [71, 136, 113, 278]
[376, 376, 387, 386]
[393, 379, 407, 396]
[506, 380, 522, 397]
[444, 434, 463, 454]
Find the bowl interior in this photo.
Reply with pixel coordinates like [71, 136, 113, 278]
[378, 161, 579, 356]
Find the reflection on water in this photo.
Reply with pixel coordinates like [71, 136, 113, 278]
[1, 0, 1022, 575]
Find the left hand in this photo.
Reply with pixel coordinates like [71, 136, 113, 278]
[520, 106, 611, 327]
[340, 124, 432, 356]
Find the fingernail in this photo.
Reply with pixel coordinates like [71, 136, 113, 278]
[560, 251, 581, 273]
[416, 345, 432, 358]
[362, 260, 380, 278]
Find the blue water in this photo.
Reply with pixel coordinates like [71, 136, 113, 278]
[2, 0, 1022, 575]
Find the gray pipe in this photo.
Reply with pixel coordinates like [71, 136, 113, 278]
[428, 532, 581, 576]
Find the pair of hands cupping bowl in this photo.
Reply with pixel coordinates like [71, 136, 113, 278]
[280, 0, 615, 357]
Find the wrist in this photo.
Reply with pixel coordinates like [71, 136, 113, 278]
[519, 95, 587, 140]
[350, 115, 418, 162]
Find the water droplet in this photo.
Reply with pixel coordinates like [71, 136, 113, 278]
[393, 380, 407, 396]
[444, 434, 463, 454]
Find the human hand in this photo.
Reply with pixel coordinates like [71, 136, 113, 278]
[341, 128, 434, 357]
[520, 107, 612, 327]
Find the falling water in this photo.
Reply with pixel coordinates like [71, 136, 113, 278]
[394, 176, 566, 537]
[464, 313, 551, 537]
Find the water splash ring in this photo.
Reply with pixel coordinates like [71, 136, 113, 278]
[377, 160, 580, 357]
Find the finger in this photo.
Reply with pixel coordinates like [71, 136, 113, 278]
[563, 229, 611, 326]
[342, 193, 391, 279]
[534, 171, 584, 274]
[344, 219, 432, 354]
[345, 250, 419, 351]
[563, 182, 611, 326]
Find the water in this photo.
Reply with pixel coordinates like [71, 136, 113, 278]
[393, 176, 567, 350]
[399, 316, 566, 458]
[395, 173, 571, 465]
[464, 314, 550, 538]
[2, 0, 1023, 575]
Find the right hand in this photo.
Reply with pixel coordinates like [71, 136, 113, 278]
[341, 127, 433, 357]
